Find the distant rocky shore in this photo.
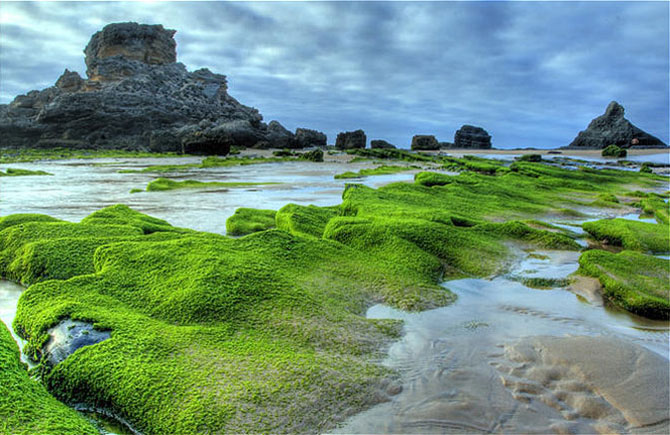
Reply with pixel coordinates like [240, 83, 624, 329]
[0, 22, 666, 154]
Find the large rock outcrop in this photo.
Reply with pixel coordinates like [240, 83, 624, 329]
[335, 129, 366, 150]
[411, 135, 439, 151]
[566, 101, 667, 149]
[370, 139, 395, 149]
[0, 22, 314, 154]
[453, 125, 492, 149]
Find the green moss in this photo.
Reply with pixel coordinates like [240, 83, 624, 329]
[346, 148, 436, 163]
[334, 165, 417, 179]
[519, 277, 571, 289]
[275, 204, 339, 239]
[143, 178, 279, 192]
[0, 322, 98, 435]
[640, 163, 653, 173]
[226, 208, 277, 236]
[596, 193, 619, 203]
[516, 154, 542, 162]
[0, 147, 183, 164]
[80, 204, 190, 234]
[602, 145, 627, 158]
[578, 250, 669, 319]
[0, 220, 143, 284]
[0, 168, 53, 176]
[636, 195, 669, 224]
[442, 157, 508, 175]
[300, 149, 324, 162]
[0, 214, 63, 233]
[582, 219, 669, 253]
[8, 209, 445, 434]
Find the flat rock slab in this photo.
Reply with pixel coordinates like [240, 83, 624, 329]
[498, 335, 669, 432]
[44, 319, 110, 366]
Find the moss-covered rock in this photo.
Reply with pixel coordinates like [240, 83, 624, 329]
[582, 219, 669, 253]
[0, 322, 98, 435]
[226, 208, 276, 236]
[334, 165, 417, 179]
[578, 250, 669, 319]
[602, 145, 627, 158]
[0, 168, 53, 176]
[275, 204, 339, 239]
[144, 178, 278, 192]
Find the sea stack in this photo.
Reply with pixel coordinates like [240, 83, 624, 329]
[453, 125, 492, 149]
[566, 101, 667, 149]
[0, 22, 308, 154]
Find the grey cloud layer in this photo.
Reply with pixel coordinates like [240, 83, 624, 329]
[1, 1, 667, 148]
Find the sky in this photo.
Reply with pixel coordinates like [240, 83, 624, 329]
[0, 1, 668, 149]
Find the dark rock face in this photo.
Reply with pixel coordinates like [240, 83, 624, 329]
[438, 141, 455, 149]
[335, 129, 366, 149]
[411, 135, 439, 150]
[567, 101, 667, 149]
[294, 128, 327, 148]
[0, 22, 314, 153]
[370, 139, 396, 149]
[43, 319, 110, 367]
[454, 125, 492, 149]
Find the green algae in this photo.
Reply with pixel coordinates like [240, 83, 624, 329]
[143, 178, 280, 192]
[519, 277, 571, 289]
[0, 147, 183, 164]
[8, 210, 427, 434]
[346, 148, 436, 163]
[0, 168, 53, 176]
[582, 219, 669, 253]
[118, 155, 301, 174]
[334, 165, 419, 179]
[636, 194, 669, 224]
[275, 204, 339, 239]
[226, 208, 276, 236]
[0, 322, 98, 435]
[0, 214, 62, 233]
[601, 144, 627, 158]
[578, 250, 669, 319]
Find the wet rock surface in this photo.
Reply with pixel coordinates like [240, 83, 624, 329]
[43, 319, 110, 367]
[453, 125, 492, 149]
[567, 101, 667, 149]
[0, 22, 312, 153]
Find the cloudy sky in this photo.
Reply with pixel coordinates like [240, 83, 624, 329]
[1, 1, 668, 148]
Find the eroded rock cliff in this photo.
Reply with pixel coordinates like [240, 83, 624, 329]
[0, 22, 321, 154]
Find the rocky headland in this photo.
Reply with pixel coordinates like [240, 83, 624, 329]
[0, 22, 325, 155]
[566, 101, 667, 149]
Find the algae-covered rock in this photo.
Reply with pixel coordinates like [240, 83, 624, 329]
[583, 218, 669, 253]
[0, 322, 98, 435]
[578, 250, 669, 319]
[275, 203, 339, 238]
[226, 208, 276, 236]
[601, 144, 627, 158]
[0, 168, 53, 176]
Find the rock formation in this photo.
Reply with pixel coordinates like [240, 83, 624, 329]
[370, 139, 395, 149]
[453, 125, 491, 149]
[335, 129, 366, 149]
[294, 128, 327, 148]
[411, 135, 439, 151]
[0, 22, 317, 154]
[566, 101, 667, 149]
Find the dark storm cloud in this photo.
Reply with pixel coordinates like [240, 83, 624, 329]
[1, 1, 667, 148]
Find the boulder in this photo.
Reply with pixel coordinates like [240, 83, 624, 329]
[439, 141, 455, 149]
[370, 139, 396, 149]
[567, 101, 667, 149]
[454, 125, 492, 149]
[335, 129, 366, 150]
[294, 128, 327, 148]
[411, 135, 439, 151]
[0, 22, 315, 154]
